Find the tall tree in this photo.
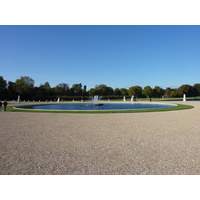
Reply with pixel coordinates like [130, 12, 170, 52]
[128, 85, 143, 97]
[93, 84, 113, 96]
[193, 83, 200, 96]
[165, 87, 171, 98]
[43, 82, 51, 88]
[120, 88, 128, 96]
[178, 84, 193, 97]
[114, 88, 122, 96]
[88, 88, 95, 96]
[142, 86, 153, 98]
[7, 81, 17, 100]
[170, 89, 178, 98]
[83, 85, 87, 96]
[0, 76, 7, 99]
[54, 83, 69, 96]
[153, 86, 164, 98]
[15, 76, 34, 99]
[72, 83, 82, 95]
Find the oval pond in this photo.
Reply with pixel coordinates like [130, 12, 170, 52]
[15, 103, 176, 111]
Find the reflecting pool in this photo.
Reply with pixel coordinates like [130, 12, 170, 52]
[15, 103, 176, 111]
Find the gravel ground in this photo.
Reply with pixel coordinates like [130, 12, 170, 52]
[0, 101, 200, 175]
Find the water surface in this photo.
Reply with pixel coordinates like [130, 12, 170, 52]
[16, 103, 175, 111]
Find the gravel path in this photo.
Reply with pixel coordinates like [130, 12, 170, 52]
[0, 101, 200, 175]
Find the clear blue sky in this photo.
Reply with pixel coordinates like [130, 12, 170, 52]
[1, 25, 200, 90]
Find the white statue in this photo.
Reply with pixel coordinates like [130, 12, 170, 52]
[131, 95, 134, 101]
[183, 94, 186, 102]
[17, 95, 21, 103]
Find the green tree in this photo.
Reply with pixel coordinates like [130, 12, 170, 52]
[72, 83, 82, 95]
[43, 82, 51, 88]
[128, 85, 142, 97]
[15, 76, 34, 99]
[120, 88, 128, 96]
[178, 84, 193, 97]
[153, 86, 164, 98]
[193, 83, 200, 96]
[0, 76, 7, 91]
[7, 81, 17, 100]
[114, 88, 122, 96]
[88, 88, 95, 96]
[54, 83, 69, 96]
[83, 85, 87, 96]
[90, 84, 113, 96]
[170, 89, 178, 98]
[0, 76, 7, 99]
[142, 86, 153, 98]
[165, 87, 171, 98]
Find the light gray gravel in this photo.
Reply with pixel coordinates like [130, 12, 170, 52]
[1, 101, 200, 175]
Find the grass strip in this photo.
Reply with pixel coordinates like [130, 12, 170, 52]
[6, 104, 194, 114]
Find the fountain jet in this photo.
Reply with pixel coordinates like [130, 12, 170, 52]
[91, 95, 104, 106]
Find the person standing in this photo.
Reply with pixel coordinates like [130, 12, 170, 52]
[3, 100, 7, 112]
[0, 101, 2, 111]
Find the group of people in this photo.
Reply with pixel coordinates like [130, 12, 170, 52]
[0, 100, 7, 112]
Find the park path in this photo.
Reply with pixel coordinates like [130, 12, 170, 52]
[0, 101, 200, 174]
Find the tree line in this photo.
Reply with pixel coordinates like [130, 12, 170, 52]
[1, 76, 200, 101]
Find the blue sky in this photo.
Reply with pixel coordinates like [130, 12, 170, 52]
[1, 25, 200, 90]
